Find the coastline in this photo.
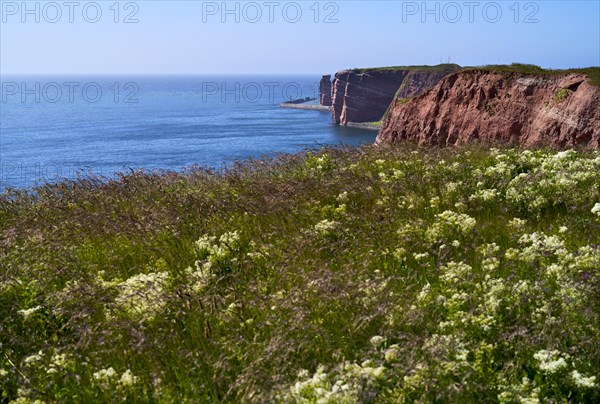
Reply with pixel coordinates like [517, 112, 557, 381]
[346, 122, 382, 131]
[279, 103, 332, 111]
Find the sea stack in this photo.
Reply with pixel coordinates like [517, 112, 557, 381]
[319, 75, 332, 106]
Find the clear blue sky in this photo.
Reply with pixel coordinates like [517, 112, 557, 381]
[1, 1, 598, 74]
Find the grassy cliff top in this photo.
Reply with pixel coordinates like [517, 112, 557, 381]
[466, 63, 600, 86]
[348, 63, 461, 74]
[348, 63, 600, 86]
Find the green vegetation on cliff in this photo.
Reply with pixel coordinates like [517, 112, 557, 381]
[349, 63, 600, 87]
[471, 64, 600, 87]
[2, 145, 600, 402]
[349, 63, 461, 74]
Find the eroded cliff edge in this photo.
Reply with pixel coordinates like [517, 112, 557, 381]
[377, 69, 600, 148]
[331, 65, 460, 125]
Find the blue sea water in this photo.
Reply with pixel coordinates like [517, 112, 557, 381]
[0, 75, 376, 190]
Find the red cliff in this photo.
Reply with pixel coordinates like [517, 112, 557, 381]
[376, 69, 600, 148]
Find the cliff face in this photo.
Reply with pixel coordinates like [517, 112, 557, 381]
[377, 70, 600, 148]
[319, 75, 332, 106]
[331, 66, 459, 125]
[332, 70, 407, 125]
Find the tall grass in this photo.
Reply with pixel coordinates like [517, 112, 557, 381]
[1, 144, 599, 403]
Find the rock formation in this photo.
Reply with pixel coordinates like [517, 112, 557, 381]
[319, 75, 332, 106]
[331, 65, 459, 125]
[376, 70, 600, 148]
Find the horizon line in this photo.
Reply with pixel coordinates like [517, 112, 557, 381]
[2, 64, 599, 76]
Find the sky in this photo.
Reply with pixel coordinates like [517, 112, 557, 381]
[1, 0, 599, 74]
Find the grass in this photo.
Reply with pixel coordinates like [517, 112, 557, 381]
[553, 88, 573, 102]
[1, 144, 600, 403]
[348, 63, 600, 87]
[348, 64, 461, 74]
[465, 63, 600, 87]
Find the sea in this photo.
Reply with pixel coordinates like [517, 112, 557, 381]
[0, 75, 376, 190]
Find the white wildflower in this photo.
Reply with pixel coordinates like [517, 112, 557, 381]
[185, 262, 213, 295]
[195, 234, 217, 255]
[417, 283, 430, 302]
[513, 280, 530, 295]
[119, 369, 138, 387]
[207, 231, 241, 266]
[93, 367, 118, 387]
[393, 247, 406, 261]
[546, 263, 564, 278]
[413, 252, 429, 261]
[534, 350, 568, 374]
[469, 188, 499, 202]
[392, 169, 403, 179]
[114, 271, 169, 320]
[46, 352, 71, 374]
[441, 262, 472, 284]
[571, 370, 596, 388]
[516, 232, 568, 263]
[454, 201, 467, 211]
[336, 191, 348, 202]
[554, 150, 576, 160]
[508, 218, 527, 232]
[23, 351, 43, 365]
[369, 335, 385, 348]
[384, 345, 400, 362]
[18, 306, 42, 319]
[313, 219, 338, 236]
[426, 210, 476, 242]
[445, 182, 461, 194]
[219, 231, 240, 248]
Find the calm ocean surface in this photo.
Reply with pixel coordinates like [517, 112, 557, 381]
[0, 75, 376, 190]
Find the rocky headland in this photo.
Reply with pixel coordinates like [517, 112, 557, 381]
[376, 68, 600, 148]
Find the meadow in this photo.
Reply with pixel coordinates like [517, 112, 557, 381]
[1, 144, 599, 403]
